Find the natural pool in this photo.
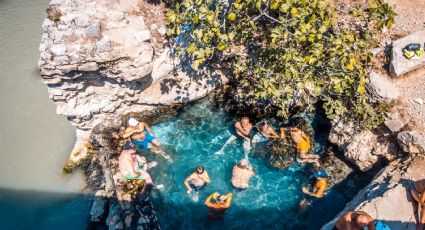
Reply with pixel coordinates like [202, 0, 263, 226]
[142, 97, 347, 230]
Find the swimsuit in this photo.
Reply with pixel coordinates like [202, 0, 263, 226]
[124, 163, 145, 180]
[296, 138, 310, 153]
[131, 131, 156, 149]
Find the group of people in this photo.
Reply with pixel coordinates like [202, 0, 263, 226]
[116, 117, 425, 229]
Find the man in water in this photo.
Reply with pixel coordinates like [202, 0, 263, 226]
[235, 117, 253, 142]
[122, 118, 173, 162]
[410, 178, 425, 230]
[231, 159, 255, 189]
[335, 211, 376, 230]
[204, 192, 233, 219]
[118, 145, 163, 190]
[280, 126, 320, 165]
[299, 169, 328, 209]
[184, 166, 211, 193]
[257, 121, 280, 139]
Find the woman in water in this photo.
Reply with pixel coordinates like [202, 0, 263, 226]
[280, 126, 320, 166]
[204, 192, 233, 219]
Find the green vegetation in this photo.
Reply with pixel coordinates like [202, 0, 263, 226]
[165, 0, 396, 129]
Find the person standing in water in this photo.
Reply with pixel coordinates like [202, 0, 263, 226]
[204, 192, 233, 219]
[280, 126, 320, 165]
[235, 117, 253, 142]
[118, 145, 163, 190]
[184, 166, 211, 193]
[231, 159, 255, 189]
[122, 118, 173, 162]
[299, 169, 328, 209]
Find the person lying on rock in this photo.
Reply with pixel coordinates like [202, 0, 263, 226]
[118, 145, 164, 190]
[335, 211, 376, 230]
[280, 126, 320, 166]
[235, 117, 253, 142]
[204, 192, 233, 219]
[122, 118, 173, 163]
[299, 168, 328, 209]
[231, 159, 255, 189]
[184, 166, 210, 193]
[410, 178, 425, 230]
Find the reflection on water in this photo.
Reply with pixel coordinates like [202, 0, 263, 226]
[0, 0, 89, 228]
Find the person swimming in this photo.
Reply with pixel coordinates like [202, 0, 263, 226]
[231, 159, 255, 189]
[280, 126, 320, 166]
[184, 166, 211, 193]
[122, 118, 173, 163]
[257, 121, 280, 139]
[299, 168, 328, 209]
[204, 192, 233, 219]
[235, 117, 253, 142]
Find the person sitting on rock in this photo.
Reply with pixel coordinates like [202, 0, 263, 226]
[299, 168, 328, 209]
[122, 118, 173, 163]
[235, 117, 253, 142]
[184, 166, 210, 193]
[280, 126, 319, 166]
[252, 121, 280, 143]
[231, 159, 255, 189]
[335, 211, 376, 230]
[204, 192, 233, 219]
[118, 144, 163, 190]
[410, 178, 425, 230]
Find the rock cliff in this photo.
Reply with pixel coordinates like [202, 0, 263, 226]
[38, 0, 229, 131]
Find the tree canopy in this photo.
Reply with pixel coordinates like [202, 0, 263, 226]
[165, 0, 396, 129]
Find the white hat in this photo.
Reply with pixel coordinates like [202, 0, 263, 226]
[128, 118, 139, 127]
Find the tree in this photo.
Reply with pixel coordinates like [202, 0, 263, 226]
[165, 0, 396, 129]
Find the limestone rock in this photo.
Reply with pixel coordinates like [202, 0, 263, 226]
[366, 71, 400, 102]
[322, 158, 425, 230]
[90, 190, 107, 222]
[397, 131, 425, 154]
[389, 30, 425, 77]
[344, 131, 378, 171]
[384, 119, 405, 133]
[39, 0, 229, 131]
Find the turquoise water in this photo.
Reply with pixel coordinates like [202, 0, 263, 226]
[145, 98, 335, 229]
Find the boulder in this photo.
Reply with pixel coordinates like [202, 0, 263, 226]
[389, 30, 425, 77]
[344, 130, 378, 171]
[397, 131, 425, 154]
[322, 158, 425, 230]
[384, 119, 405, 133]
[366, 72, 400, 102]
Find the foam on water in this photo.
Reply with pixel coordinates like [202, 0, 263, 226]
[145, 99, 323, 229]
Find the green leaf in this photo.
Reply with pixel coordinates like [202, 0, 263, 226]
[291, 7, 299, 16]
[270, 0, 279, 10]
[217, 42, 227, 51]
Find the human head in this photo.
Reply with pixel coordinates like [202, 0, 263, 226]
[128, 118, 139, 127]
[241, 117, 250, 124]
[123, 142, 136, 154]
[239, 159, 248, 168]
[196, 166, 204, 174]
[217, 195, 227, 204]
[355, 214, 371, 228]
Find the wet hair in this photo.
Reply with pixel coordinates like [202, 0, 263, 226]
[241, 116, 249, 121]
[196, 166, 204, 174]
[217, 195, 226, 203]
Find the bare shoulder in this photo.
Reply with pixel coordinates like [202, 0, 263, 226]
[235, 121, 241, 128]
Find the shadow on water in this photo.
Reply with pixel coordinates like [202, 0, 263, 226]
[0, 187, 92, 230]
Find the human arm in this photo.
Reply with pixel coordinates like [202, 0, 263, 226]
[235, 122, 250, 141]
[204, 192, 220, 208]
[140, 122, 153, 135]
[122, 127, 140, 139]
[135, 155, 148, 171]
[420, 191, 425, 205]
[302, 187, 322, 198]
[184, 174, 194, 191]
[224, 193, 233, 208]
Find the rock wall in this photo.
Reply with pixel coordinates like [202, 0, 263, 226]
[322, 156, 425, 230]
[39, 0, 229, 131]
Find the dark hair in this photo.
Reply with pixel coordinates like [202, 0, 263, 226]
[196, 166, 204, 174]
[123, 142, 134, 150]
